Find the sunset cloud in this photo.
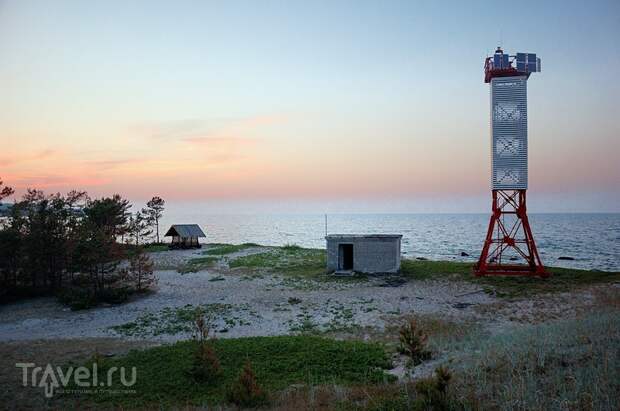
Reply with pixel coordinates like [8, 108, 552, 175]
[133, 115, 286, 142]
[183, 136, 258, 146]
[132, 118, 210, 140]
[0, 148, 58, 166]
[4, 173, 109, 190]
[83, 158, 144, 171]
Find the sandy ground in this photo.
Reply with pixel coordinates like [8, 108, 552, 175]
[0, 247, 607, 343]
[0, 269, 493, 342]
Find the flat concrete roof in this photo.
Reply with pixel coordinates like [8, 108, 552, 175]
[325, 234, 402, 239]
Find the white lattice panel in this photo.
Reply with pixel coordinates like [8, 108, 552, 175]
[490, 76, 528, 189]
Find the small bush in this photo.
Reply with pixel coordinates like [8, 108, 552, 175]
[282, 243, 302, 251]
[398, 317, 431, 365]
[57, 286, 131, 310]
[227, 360, 268, 407]
[188, 308, 221, 383]
[97, 287, 130, 305]
[190, 342, 221, 383]
[434, 366, 451, 393]
[57, 288, 98, 310]
[412, 366, 454, 411]
[57, 285, 131, 310]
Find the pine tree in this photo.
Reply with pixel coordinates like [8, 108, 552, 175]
[144, 196, 165, 243]
[227, 360, 267, 407]
[123, 247, 157, 292]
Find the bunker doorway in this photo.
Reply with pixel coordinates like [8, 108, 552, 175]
[339, 244, 354, 271]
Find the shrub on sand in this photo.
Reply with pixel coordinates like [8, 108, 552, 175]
[398, 317, 431, 365]
[227, 360, 268, 407]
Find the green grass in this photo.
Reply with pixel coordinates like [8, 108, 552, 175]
[400, 259, 472, 280]
[228, 247, 620, 298]
[202, 243, 260, 256]
[186, 244, 619, 297]
[288, 317, 320, 333]
[229, 246, 326, 277]
[143, 243, 169, 252]
[281, 243, 302, 251]
[400, 259, 620, 298]
[122, 242, 169, 257]
[77, 335, 394, 408]
[177, 256, 219, 273]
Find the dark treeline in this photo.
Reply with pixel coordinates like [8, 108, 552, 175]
[0, 178, 163, 308]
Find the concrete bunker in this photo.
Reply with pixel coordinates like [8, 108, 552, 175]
[326, 234, 402, 274]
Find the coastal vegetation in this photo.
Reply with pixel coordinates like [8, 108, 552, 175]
[62, 308, 618, 410]
[224, 244, 620, 297]
[202, 242, 259, 255]
[141, 243, 169, 253]
[400, 259, 620, 297]
[0, 179, 164, 308]
[447, 309, 619, 411]
[144, 196, 165, 244]
[229, 245, 326, 277]
[110, 303, 257, 337]
[71, 335, 393, 408]
[177, 256, 220, 274]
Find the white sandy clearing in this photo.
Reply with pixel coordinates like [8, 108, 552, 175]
[0, 277, 490, 343]
[0, 247, 606, 343]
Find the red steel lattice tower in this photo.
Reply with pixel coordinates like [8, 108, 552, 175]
[475, 47, 547, 277]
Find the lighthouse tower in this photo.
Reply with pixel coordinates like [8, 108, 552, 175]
[474, 47, 547, 277]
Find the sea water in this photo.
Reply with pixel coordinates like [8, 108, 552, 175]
[159, 213, 620, 271]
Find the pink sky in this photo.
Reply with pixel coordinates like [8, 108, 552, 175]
[1, 1, 619, 212]
[2, 111, 618, 212]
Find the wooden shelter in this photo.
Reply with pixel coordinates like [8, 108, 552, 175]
[164, 224, 206, 249]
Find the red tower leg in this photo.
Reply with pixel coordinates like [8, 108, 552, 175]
[474, 190, 548, 277]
